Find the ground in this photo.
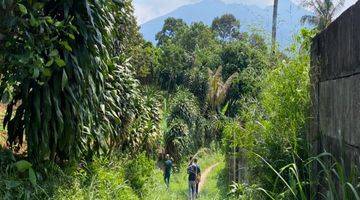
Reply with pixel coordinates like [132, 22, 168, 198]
[143, 151, 230, 200]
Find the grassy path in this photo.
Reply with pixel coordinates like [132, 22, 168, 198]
[197, 161, 228, 200]
[198, 163, 220, 192]
[142, 151, 229, 200]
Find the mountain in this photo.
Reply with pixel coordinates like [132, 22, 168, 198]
[139, 0, 312, 48]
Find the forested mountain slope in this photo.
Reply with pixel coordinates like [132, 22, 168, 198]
[140, 0, 311, 48]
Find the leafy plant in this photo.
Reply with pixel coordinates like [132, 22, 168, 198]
[0, 0, 146, 162]
[125, 152, 154, 193]
[13, 160, 37, 185]
[207, 66, 238, 112]
[301, 0, 345, 30]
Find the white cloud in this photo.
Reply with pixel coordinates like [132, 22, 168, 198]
[134, 0, 201, 24]
[134, 0, 358, 24]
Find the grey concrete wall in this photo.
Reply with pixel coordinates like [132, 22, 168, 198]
[310, 1, 360, 171]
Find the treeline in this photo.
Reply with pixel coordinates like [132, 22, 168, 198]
[129, 14, 271, 163]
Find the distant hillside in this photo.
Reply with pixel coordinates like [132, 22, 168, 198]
[140, 0, 312, 48]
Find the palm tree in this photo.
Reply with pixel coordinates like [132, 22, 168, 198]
[272, 0, 279, 53]
[207, 66, 238, 112]
[301, 0, 345, 30]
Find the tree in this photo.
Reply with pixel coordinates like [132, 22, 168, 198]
[301, 0, 345, 30]
[180, 22, 218, 53]
[219, 40, 269, 116]
[211, 14, 240, 41]
[272, 0, 279, 52]
[156, 42, 191, 91]
[0, 0, 145, 161]
[207, 66, 238, 112]
[164, 89, 202, 162]
[131, 41, 160, 84]
[155, 18, 187, 46]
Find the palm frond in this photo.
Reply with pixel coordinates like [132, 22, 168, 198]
[301, 15, 319, 26]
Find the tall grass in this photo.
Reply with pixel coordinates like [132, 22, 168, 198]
[229, 152, 360, 200]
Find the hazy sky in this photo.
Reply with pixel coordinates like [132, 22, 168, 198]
[134, 0, 358, 24]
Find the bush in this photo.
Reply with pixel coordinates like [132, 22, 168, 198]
[125, 153, 154, 193]
[224, 29, 315, 197]
[0, 152, 140, 200]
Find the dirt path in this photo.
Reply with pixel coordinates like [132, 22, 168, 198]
[198, 162, 220, 192]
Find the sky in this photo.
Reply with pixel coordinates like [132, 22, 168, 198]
[134, 0, 358, 24]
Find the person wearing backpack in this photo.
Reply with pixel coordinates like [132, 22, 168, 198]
[188, 157, 201, 199]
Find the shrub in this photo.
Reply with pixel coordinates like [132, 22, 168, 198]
[125, 153, 154, 193]
[224, 29, 315, 197]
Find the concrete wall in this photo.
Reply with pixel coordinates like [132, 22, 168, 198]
[310, 1, 360, 171]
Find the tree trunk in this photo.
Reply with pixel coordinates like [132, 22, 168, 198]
[271, 0, 279, 53]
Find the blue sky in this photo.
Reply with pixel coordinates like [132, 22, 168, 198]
[133, 0, 358, 24]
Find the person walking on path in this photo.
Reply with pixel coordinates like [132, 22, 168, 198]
[188, 157, 201, 200]
[194, 158, 201, 197]
[164, 154, 173, 189]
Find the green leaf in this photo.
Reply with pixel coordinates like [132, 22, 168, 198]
[33, 68, 40, 78]
[54, 21, 63, 27]
[49, 49, 59, 57]
[55, 58, 66, 67]
[43, 68, 52, 77]
[30, 14, 39, 27]
[14, 160, 32, 173]
[68, 33, 75, 40]
[45, 17, 54, 24]
[45, 59, 54, 67]
[18, 3, 27, 15]
[61, 70, 68, 90]
[59, 41, 72, 52]
[69, 25, 79, 33]
[28, 168, 37, 185]
[33, 2, 44, 10]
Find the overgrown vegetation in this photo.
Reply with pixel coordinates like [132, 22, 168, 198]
[0, 0, 357, 199]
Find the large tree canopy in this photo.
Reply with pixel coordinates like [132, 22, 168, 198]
[155, 17, 187, 46]
[211, 14, 240, 41]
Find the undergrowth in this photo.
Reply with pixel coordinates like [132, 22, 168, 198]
[0, 150, 157, 200]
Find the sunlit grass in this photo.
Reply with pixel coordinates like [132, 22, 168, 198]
[198, 162, 230, 200]
[142, 150, 226, 200]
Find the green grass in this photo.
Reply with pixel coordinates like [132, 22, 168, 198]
[198, 162, 229, 200]
[142, 151, 228, 200]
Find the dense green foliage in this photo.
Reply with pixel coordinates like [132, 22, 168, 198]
[223, 29, 312, 198]
[211, 14, 240, 41]
[0, 0, 160, 162]
[1, 0, 356, 198]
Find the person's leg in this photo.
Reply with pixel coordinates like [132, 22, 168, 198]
[164, 175, 170, 189]
[188, 181, 192, 200]
[196, 182, 199, 197]
[166, 176, 170, 188]
[191, 181, 196, 200]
